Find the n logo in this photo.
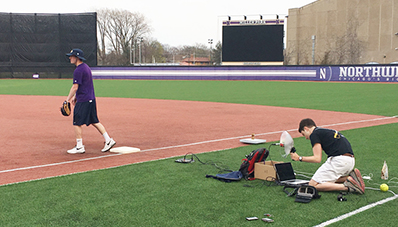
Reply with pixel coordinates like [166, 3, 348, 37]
[319, 68, 327, 80]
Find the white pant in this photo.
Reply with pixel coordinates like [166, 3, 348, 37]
[312, 155, 355, 184]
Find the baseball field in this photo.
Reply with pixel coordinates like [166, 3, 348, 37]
[0, 79, 397, 226]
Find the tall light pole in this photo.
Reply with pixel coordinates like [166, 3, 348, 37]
[130, 39, 135, 65]
[137, 37, 143, 65]
[312, 35, 316, 65]
[208, 39, 213, 65]
[133, 39, 136, 65]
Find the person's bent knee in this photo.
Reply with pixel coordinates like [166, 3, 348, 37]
[309, 179, 319, 187]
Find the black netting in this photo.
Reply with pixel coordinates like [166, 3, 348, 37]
[0, 12, 97, 78]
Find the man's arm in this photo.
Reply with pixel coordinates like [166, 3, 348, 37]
[67, 84, 78, 105]
[290, 143, 323, 163]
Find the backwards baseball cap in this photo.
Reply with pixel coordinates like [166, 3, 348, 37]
[66, 48, 86, 61]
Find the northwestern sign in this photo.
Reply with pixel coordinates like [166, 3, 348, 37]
[91, 65, 398, 83]
[320, 66, 398, 82]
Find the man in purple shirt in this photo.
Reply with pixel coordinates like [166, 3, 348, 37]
[65, 49, 116, 154]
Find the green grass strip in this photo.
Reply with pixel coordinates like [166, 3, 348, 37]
[1, 79, 398, 116]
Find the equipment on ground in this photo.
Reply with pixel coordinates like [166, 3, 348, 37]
[381, 160, 388, 180]
[240, 134, 267, 144]
[295, 185, 321, 203]
[380, 183, 389, 192]
[239, 147, 269, 180]
[274, 162, 309, 186]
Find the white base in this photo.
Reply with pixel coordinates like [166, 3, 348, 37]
[110, 146, 141, 154]
[240, 138, 267, 144]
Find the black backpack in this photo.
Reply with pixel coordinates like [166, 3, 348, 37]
[239, 147, 269, 180]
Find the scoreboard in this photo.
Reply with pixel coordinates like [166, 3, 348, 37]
[222, 19, 284, 65]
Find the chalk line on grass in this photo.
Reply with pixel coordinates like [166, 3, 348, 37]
[0, 115, 396, 175]
[314, 194, 398, 227]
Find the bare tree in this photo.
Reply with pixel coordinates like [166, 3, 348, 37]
[97, 8, 151, 65]
[284, 44, 295, 65]
[212, 41, 222, 65]
[296, 40, 311, 65]
[177, 43, 209, 59]
[142, 39, 166, 63]
[163, 44, 180, 63]
[330, 17, 365, 64]
[97, 10, 109, 65]
[97, 8, 216, 65]
[160, 43, 211, 64]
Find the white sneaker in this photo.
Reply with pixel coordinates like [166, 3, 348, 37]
[101, 138, 116, 152]
[67, 146, 85, 154]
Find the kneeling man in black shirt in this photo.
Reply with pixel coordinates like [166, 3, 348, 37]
[290, 118, 365, 194]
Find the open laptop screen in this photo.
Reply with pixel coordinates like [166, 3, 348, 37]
[274, 162, 296, 181]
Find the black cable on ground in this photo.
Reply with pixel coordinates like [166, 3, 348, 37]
[178, 153, 233, 173]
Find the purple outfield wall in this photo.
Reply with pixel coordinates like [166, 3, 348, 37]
[91, 65, 398, 82]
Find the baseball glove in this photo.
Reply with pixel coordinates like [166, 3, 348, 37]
[60, 101, 71, 116]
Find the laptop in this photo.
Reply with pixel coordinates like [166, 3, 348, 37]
[274, 162, 309, 186]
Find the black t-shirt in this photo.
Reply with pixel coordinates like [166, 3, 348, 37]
[310, 127, 353, 157]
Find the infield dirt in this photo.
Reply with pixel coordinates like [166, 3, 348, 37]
[1, 95, 397, 185]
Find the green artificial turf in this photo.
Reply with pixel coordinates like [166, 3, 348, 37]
[1, 79, 397, 116]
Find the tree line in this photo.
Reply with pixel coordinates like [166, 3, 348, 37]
[98, 8, 365, 66]
[97, 8, 221, 66]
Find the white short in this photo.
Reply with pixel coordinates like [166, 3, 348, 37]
[312, 156, 355, 184]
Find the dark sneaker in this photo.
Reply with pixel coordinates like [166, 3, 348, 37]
[344, 176, 365, 194]
[101, 138, 116, 152]
[349, 168, 365, 191]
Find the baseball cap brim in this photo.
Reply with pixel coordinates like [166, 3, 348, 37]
[66, 53, 86, 61]
[66, 49, 86, 61]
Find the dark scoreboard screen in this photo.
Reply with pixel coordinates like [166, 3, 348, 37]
[222, 22, 284, 62]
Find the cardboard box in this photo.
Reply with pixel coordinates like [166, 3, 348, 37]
[254, 161, 282, 181]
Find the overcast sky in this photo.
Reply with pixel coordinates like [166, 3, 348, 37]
[2, 0, 315, 47]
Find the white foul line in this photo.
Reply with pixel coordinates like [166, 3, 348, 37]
[314, 194, 398, 227]
[0, 155, 122, 174]
[0, 115, 397, 175]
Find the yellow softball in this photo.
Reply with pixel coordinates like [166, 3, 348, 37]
[380, 183, 389, 192]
